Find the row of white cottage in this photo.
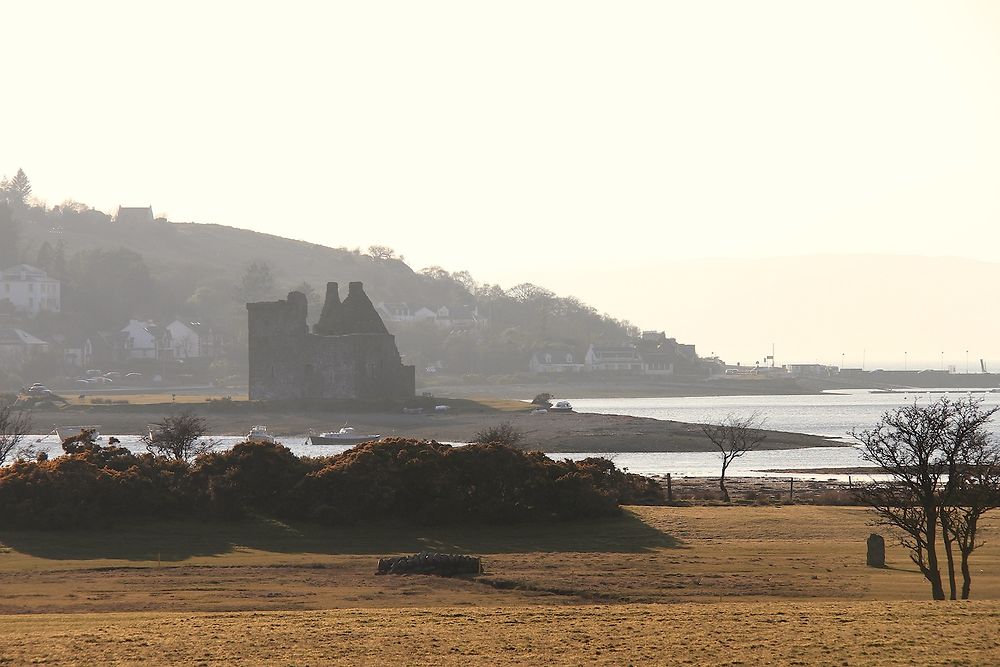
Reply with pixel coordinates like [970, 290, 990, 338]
[113, 319, 219, 361]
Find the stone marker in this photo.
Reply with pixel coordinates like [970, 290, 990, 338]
[866, 533, 886, 568]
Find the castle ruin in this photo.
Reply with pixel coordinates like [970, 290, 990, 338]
[247, 281, 415, 400]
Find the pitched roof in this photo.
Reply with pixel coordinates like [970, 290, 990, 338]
[0, 327, 48, 346]
[1, 264, 54, 281]
[171, 320, 210, 334]
[114, 206, 155, 224]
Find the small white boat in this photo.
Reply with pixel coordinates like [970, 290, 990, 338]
[246, 425, 276, 444]
[56, 425, 103, 441]
[549, 401, 573, 413]
[307, 427, 380, 445]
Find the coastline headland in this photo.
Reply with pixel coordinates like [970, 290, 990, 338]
[18, 394, 839, 453]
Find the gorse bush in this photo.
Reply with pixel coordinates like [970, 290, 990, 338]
[0, 438, 665, 529]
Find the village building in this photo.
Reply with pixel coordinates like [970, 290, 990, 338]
[0, 326, 49, 372]
[785, 363, 839, 378]
[0, 264, 61, 315]
[117, 320, 165, 360]
[530, 332, 705, 376]
[375, 302, 485, 330]
[63, 333, 115, 370]
[165, 320, 218, 359]
[529, 349, 585, 373]
[584, 344, 644, 372]
[113, 206, 155, 224]
[248, 281, 414, 400]
[635, 331, 699, 375]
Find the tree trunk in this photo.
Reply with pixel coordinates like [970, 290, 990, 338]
[719, 470, 730, 503]
[960, 549, 973, 599]
[941, 515, 957, 600]
[924, 514, 946, 600]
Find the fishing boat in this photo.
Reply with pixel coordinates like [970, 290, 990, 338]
[246, 425, 276, 444]
[307, 427, 380, 445]
[549, 401, 574, 413]
[55, 425, 103, 441]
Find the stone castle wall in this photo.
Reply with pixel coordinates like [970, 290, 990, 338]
[247, 282, 415, 400]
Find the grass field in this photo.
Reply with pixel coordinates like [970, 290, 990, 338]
[2, 506, 998, 664]
[3, 601, 999, 665]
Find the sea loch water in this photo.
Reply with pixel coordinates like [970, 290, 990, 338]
[21, 390, 994, 479]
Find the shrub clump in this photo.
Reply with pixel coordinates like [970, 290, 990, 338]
[0, 438, 664, 529]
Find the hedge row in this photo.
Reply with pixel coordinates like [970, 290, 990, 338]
[0, 438, 664, 528]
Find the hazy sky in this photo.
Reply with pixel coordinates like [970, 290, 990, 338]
[6, 1, 1000, 366]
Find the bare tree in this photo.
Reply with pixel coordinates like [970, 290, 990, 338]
[852, 397, 1000, 600]
[473, 421, 524, 447]
[940, 423, 1000, 599]
[0, 400, 32, 466]
[367, 245, 398, 261]
[700, 412, 767, 502]
[142, 410, 218, 462]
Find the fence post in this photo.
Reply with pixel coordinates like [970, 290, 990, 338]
[666, 473, 673, 502]
[789, 478, 794, 502]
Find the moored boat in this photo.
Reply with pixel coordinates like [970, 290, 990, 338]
[307, 427, 380, 445]
[56, 425, 103, 441]
[549, 401, 573, 413]
[246, 425, 276, 444]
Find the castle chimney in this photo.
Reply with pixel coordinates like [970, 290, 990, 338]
[314, 282, 343, 335]
[341, 281, 389, 334]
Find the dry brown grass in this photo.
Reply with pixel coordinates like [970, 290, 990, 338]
[2, 507, 999, 664]
[2, 601, 999, 665]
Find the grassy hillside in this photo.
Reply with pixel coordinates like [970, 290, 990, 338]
[4, 203, 640, 386]
[18, 216, 436, 305]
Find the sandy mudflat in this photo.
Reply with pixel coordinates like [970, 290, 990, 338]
[24, 403, 838, 453]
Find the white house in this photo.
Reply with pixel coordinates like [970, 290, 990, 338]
[0, 326, 49, 371]
[529, 349, 584, 373]
[412, 306, 439, 322]
[0, 264, 61, 315]
[119, 320, 163, 359]
[165, 320, 215, 358]
[375, 303, 413, 322]
[584, 344, 644, 372]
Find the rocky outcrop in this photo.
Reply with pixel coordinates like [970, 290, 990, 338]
[376, 553, 483, 577]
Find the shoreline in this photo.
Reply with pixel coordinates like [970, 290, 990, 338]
[18, 403, 842, 454]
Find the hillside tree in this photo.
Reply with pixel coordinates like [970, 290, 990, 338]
[235, 260, 275, 303]
[0, 204, 19, 266]
[367, 245, 398, 261]
[2, 169, 32, 207]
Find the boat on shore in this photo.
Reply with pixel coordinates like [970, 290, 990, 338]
[246, 425, 276, 444]
[549, 401, 574, 413]
[55, 425, 103, 441]
[307, 427, 381, 445]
